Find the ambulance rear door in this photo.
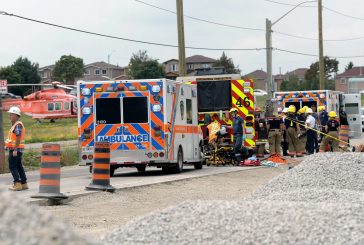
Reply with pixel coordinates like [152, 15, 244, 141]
[342, 93, 361, 138]
[94, 91, 151, 151]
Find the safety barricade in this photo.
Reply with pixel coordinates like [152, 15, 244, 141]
[31, 143, 67, 200]
[86, 142, 115, 192]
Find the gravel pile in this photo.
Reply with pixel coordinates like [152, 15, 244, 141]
[103, 153, 364, 245]
[0, 189, 98, 245]
[248, 153, 364, 200]
[103, 200, 364, 245]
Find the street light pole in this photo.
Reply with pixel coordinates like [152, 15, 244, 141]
[266, 0, 317, 102]
[107, 50, 116, 80]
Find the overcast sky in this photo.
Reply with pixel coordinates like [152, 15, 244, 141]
[1, 0, 364, 75]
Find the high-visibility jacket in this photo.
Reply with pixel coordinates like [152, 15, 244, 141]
[5, 121, 25, 149]
[207, 121, 221, 143]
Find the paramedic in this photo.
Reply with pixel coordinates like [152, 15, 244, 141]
[230, 108, 244, 164]
[5, 107, 28, 191]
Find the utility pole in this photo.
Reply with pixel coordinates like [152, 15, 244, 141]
[0, 95, 5, 173]
[265, 18, 274, 116]
[318, 0, 325, 89]
[176, 0, 187, 76]
[266, 19, 273, 100]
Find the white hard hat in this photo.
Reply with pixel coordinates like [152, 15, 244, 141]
[306, 108, 313, 114]
[8, 106, 21, 116]
[282, 108, 289, 113]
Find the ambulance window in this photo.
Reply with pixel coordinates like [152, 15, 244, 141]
[180, 101, 184, 120]
[96, 98, 121, 124]
[186, 99, 192, 124]
[48, 103, 54, 111]
[345, 103, 359, 114]
[64, 102, 70, 110]
[123, 97, 148, 123]
[55, 102, 62, 111]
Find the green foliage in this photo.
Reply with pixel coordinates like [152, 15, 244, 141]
[0, 57, 41, 96]
[305, 56, 339, 90]
[0, 66, 23, 95]
[128, 50, 165, 79]
[53, 55, 84, 84]
[345, 61, 354, 71]
[213, 52, 240, 74]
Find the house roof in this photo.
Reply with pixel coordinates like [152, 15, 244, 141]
[39, 65, 55, 71]
[337, 66, 364, 78]
[286, 68, 307, 78]
[244, 70, 267, 80]
[186, 55, 216, 64]
[85, 61, 122, 70]
[163, 59, 179, 64]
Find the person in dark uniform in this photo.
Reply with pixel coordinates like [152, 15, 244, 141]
[229, 108, 244, 164]
[320, 111, 340, 152]
[280, 108, 289, 156]
[267, 113, 283, 156]
[296, 107, 307, 155]
[254, 107, 268, 158]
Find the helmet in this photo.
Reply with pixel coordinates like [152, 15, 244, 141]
[318, 106, 325, 112]
[298, 108, 306, 114]
[229, 108, 238, 113]
[282, 108, 289, 113]
[306, 108, 313, 114]
[328, 111, 337, 117]
[287, 105, 296, 113]
[255, 107, 262, 112]
[8, 106, 21, 116]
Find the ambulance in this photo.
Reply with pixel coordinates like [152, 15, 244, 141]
[177, 74, 256, 148]
[274, 90, 362, 138]
[77, 79, 203, 176]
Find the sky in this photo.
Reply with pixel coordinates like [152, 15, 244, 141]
[1, 0, 364, 75]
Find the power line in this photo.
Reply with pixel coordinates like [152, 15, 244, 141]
[262, 0, 316, 8]
[274, 30, 364, 42]
[324, 6, 364, 21]
[274, 47, 364, 59]
[134, 0, 264, 31]
[0, 11, 265, 51]
[134, 0, 364, 43]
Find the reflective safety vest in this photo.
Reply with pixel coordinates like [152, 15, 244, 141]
[5, 121, 25, 149]
[207, 121, 221, 143]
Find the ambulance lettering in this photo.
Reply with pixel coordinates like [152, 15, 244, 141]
[96, 134, 149, 143]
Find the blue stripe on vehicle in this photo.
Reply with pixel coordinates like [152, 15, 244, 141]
[98, 125, 113, 136]
[152, 138, 163, 150]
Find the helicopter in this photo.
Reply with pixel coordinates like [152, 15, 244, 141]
[2, 81, 77, 122]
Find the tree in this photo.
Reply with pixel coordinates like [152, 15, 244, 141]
[345, 61, 354, 71]
[53, 55, 84, 84]
[213, 52, 240, 74]
[0, 66, 23, 95]
[10, 57, 41, 96]
[128, 50, 165, 79]
[305, 56, 339, 90]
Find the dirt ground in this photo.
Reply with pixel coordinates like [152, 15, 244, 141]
[45, 167, 285, 240]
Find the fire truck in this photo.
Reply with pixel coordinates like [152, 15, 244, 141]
[274, 90, 362, 138]
[177, 74, 256, 149]
[77, 79, 203, 176]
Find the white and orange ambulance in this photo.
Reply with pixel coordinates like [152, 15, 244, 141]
[77, 79, 203, 176]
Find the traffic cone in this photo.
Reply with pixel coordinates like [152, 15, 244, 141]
[86, 142, 115, 192]
[31, 143, 68, 200]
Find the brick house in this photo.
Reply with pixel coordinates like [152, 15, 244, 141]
[335, 66, 364, 93]
[163, 55, 217, 79]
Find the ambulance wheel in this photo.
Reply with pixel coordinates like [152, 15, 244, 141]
[136, 165, 146, 172]
[174, 148, 184, 173]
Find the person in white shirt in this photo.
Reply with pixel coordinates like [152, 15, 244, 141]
[305, 108, 316, 154]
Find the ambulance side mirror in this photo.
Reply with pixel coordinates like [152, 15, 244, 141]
[204, 114, 211, 125]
